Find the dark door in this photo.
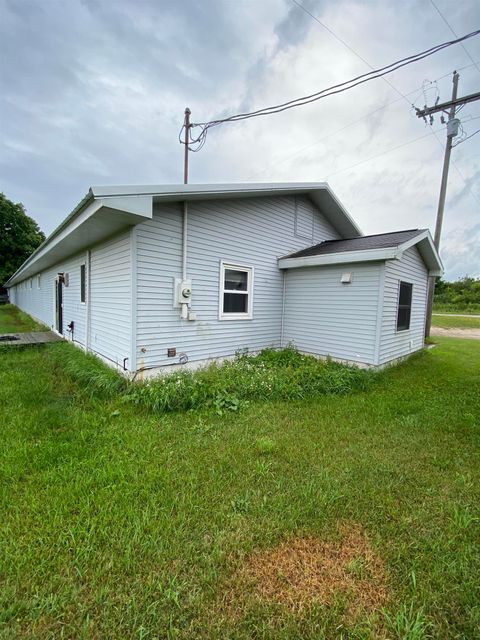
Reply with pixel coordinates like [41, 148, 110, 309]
[55, 278, 63, 334]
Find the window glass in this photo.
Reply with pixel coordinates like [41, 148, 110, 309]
[399, 282, 412, 306]
[223, 292, 248, 313]
[224, 269, 248, 291]
[80, 264, 86, 303]
[397, 281, 413, 331]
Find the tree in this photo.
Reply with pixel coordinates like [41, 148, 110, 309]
[0, 193, 45, 289]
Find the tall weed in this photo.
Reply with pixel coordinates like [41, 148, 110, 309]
[128, 347, 373, 413]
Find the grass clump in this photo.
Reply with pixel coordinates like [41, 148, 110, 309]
[49, 342, 129, 397]
[128, 347, 373, 413]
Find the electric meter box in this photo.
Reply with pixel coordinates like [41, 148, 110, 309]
[173, 278, 192, 307]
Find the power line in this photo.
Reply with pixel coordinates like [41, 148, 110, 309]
[183, 29, 480, 150]
[290, 0, 480, 209]
[246, 63, 480, 181]
[290, 0, 412, 107]
[430, 0, 480, 75]
[453, 127, 480, 146]
[324, 129, 444, 178]
[430, 127, 480, 206]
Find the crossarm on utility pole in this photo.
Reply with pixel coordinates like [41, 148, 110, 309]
[415, 90, 480, 118]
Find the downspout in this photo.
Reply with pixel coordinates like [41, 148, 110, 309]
[85, 249, 91, 352]
[181, 201, 188, 320]
[280, 270, 286, 348]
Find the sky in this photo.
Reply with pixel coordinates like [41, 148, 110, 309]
[0, 0, 479, 280]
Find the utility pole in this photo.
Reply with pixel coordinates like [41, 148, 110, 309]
[416, 75, 480, 336]
[423, 72, 459, 337]
[183, 107, 191, 184]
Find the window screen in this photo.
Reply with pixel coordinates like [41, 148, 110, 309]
[396, 281, 413, 331]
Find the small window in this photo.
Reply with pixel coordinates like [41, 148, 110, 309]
[396, 281, 413, 331]
[37, 275, 41, 289]
[29, 278, 33, 289]
[219, 262, 253, 320]
[80, 264, 86, 303]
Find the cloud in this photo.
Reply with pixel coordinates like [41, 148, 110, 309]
[442, 222, 480, 279]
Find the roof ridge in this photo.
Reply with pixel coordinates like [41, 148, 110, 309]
[322, 228, 422, 244]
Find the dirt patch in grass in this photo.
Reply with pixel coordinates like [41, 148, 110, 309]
[221, 522, 389, 623]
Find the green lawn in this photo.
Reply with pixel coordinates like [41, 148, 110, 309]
[0, 304, 47, 333]
[0, 312, 479, 638]
[432, 314, 480, 330]
[433, 304, 480, 315]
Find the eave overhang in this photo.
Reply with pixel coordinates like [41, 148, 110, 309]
[5, 194, 153, 286]
[278, 230, 444, 276]
[5, 182, 361, 288]
[92, 182, 362, 238]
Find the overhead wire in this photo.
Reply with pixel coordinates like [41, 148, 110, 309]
[282, 3, 480, 206]
[182, 29, 480, 150]
[430, 0, 480, 75]
[291, 0, 415, 109]
[246, 61, 480, 181]
[452, 126, 480, 147]
[291, 0, 480, 207]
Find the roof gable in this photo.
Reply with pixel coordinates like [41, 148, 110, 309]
[5, 182, 360, 286]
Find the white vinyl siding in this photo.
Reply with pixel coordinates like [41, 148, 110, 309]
[11, 253, 88, 345]
[378, 246, 427, 364]
[89, 230, 132, 367]
[9, 230, 132, 370]
[294, 196, 315, 241]
[283, 262, 382, 365]
[135, 194, 340, 370]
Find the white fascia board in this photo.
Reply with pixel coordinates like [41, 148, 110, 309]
[278, 247, 398, 269]
[397, 229, 430, 251]
[91, 182, 330, 198]
[99, 195, 153, 220]
[5, 195, 152, 286]
[5, 198, 102, 286]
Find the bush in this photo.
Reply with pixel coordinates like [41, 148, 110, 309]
[434, 276, 480, 313]
[128, 347, 372, 414]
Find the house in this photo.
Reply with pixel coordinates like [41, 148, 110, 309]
[5, 183, 443, 375]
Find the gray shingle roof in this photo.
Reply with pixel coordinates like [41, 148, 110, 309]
[283, 229, 427, 259]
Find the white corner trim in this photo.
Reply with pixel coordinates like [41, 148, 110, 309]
[130, 227, 138, 373]
[373, 262, 386, 366]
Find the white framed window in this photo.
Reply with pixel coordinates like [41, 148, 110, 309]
[37, 274, 41, 289]
[29, 277, 33, 289]
[219, 261, 253, 320]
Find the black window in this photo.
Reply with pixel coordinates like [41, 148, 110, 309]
[397, 281, 412, 331]
[80, 264, 86, 303]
